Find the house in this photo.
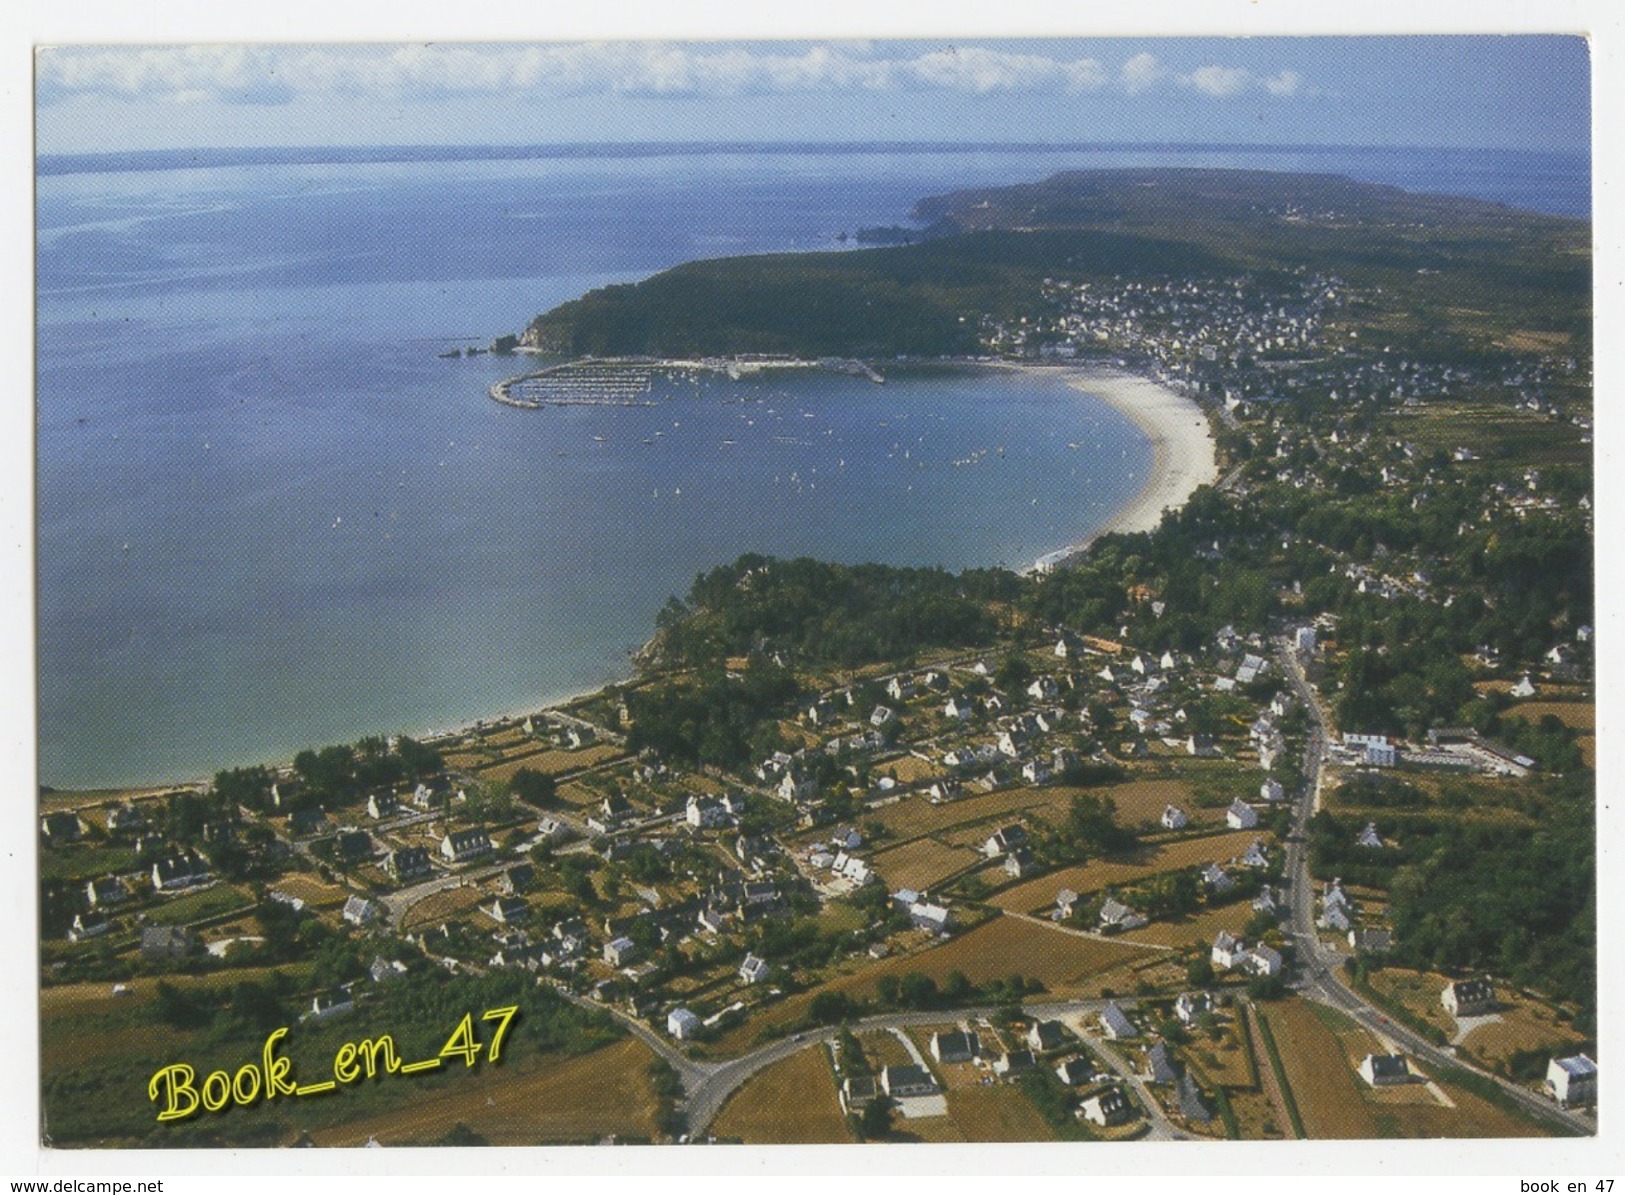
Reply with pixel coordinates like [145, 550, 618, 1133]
[536, 816, 568, 841]
[1004, 846, 1037, 879]
[1349, 928, 1393, 954]
[1053, 888, 1080, 920]
[1547, 1055, 1597, 1107]
[1344, 733, 1397, 768]
[1356, 822, 1385, 849]
[839, 1075, 880, 1113]
[1252, 885, 1279, 915]
[1161, 804, 1190, 830]
[777, 773, 818, 804]
[738, 954, 771, 985]
[1358, 1054, 1412, 1087]
[342, 895, 381, 927]
[1201, 863, 1235, 894]
[1100, 1002, 1137, 1040]
[909, 902, 951, 934]
[1177, 1073, 1213, 1123]
[385, 847, 432, 883]
[151, 852, 210, 892]
[1211, 931, 1247, 970]
[308, 991, 355, 1022]
[945, 695, 975, 721]
[993, 1049, 1036, 1076]
[370, 957, 408, 984]
[666, 1008, 701, 1040]
[1055, 1057, 1095, 1086]
[1174, 992, 1215, 1027]
[497, 864, 535, 895]
[1027, 676, 1059, 702]
[1081, 1088, 1134, 1127]
[1260, 779, 1286, 803]
[881, 1064, 937, 1097]
[603, 937, 639, 967]
[41, 811, 84, 846]
[140, 925, 197, 961]
[870, 705, 896, 728]
[1226, 799, 1258, 830]
[1145, 1041, 1182, 1085]
[931, 1029, 981, 1064]
[1441, 978, 1497, 1017]
[106, 803, 147, 834]
[1186, 734, 1220, 758]
[85, 877, 129, 908]
[1244, 944, 1283, 977]
[1098, 897, 1148, 932]
[68, 912, 110, 942]
[983, 825, 1029, 858]
[1318, 902, 1352, 933]
[1028, 1020, 1069, 1053]
[366, 792, 399, 820]
[487, 897, 528, 924]
[440, 828, 493, 863]
[685, 795, 728, 829]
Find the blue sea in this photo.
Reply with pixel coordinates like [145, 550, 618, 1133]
[35, 143, 1589, 788]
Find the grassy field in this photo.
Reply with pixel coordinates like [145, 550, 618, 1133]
[1504, 701, 1594, 730]
[267, 873, 353, 909]
[312, 1037, 663, 1146]
[944, 1084, 1061, 1141]
[1366, 968, 1458, 1039]
[1117, 902, 1256, 950]
[476, 744, 624, 782]
[1258, 999, 1378, 1138]
[710, 1045, 855, 1144]
[145, 883, 253, 925]
[992, 831, 1263, 914]
[711, 916, 1154, 1054]
[867, 836, 983, 891]
[1460, 1000, 1589, 1071]
[400, 886, 486, 931]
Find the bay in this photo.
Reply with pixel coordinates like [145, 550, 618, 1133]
[35, 144, 1586, 787]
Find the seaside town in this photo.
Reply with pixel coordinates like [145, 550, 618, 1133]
[38, 169, 1594, 1148]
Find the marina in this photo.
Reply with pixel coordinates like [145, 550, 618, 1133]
[488, 355, 884, 409]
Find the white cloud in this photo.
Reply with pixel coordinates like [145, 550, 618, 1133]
[1182, 65, 1253, 98]
[1119, 52, 1167, 95]
[1264, 69, 1304, 97]
[36, 43, 1302, 107]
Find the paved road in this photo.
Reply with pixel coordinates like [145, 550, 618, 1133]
[1270, 638, 1593, 1138]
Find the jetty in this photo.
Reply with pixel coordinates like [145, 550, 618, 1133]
[489, 355, 883, 410]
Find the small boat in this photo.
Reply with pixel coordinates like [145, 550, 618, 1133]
[438, 349, 462, 359]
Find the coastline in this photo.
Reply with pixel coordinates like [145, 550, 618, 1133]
[43, 359, 1216, 801]
[993, 361, 1219, 571]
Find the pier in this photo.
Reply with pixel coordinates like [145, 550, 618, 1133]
[489, 355, 884, 409]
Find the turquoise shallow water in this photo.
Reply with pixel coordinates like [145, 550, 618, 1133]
[35, 146, 1585, 787]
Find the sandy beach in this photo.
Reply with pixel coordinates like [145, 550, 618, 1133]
[999, 362, 1219, 571]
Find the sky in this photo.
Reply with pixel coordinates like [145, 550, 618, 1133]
[34, 36, 1592, 155]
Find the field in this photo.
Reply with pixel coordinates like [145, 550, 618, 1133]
[399, 885, 487, 931]
[475, 743, 624, 782]
[267, 873, 353, 909]
[1257, 999, 1379, 1138]
[867, 836, 983, 891]
[312, 1037, 664, 1146]
[710, 1045, 855, 1144]
[144, 883, 254, 925]
[942, 1084, 1060, 1141]
[710, 916, 1155, 1054]
[1459, 999, 1590, 1071]
[1504, 701, 1594, 730]
[991, 831, 1263, 913]
[1117, 902, 1255, 950]
[1365, 968, 1458, 1039]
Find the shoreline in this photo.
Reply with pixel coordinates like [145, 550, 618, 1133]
[993, 361, 1220, 572]
[42, 358, 1217, 801]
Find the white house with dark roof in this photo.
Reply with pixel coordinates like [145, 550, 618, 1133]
[1161, 805, 1190, 830]
[1081, 1087, 1135, 1127]
[931, 1029, 981, 1064]
[881, 1064, 937, 1097]
[1358, 1054, 1412, 1087]
[343, 895, 381, 927]
[1211, 931, 1247, 970]
[1547, 1054, 1597, 1107]
[439, 827, 492, 863]
[738, 954, 771, 985]
[1226, 799, 1258, 830]
[667, 1008, 701, 1040]
[1356, 822, 1385, 849]
[1441, 978, 1496, 1017]
[1098, 897, 1148, 932]
[1260, 779, 1286, 803]
[1100, 1002, 1137, 1040]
